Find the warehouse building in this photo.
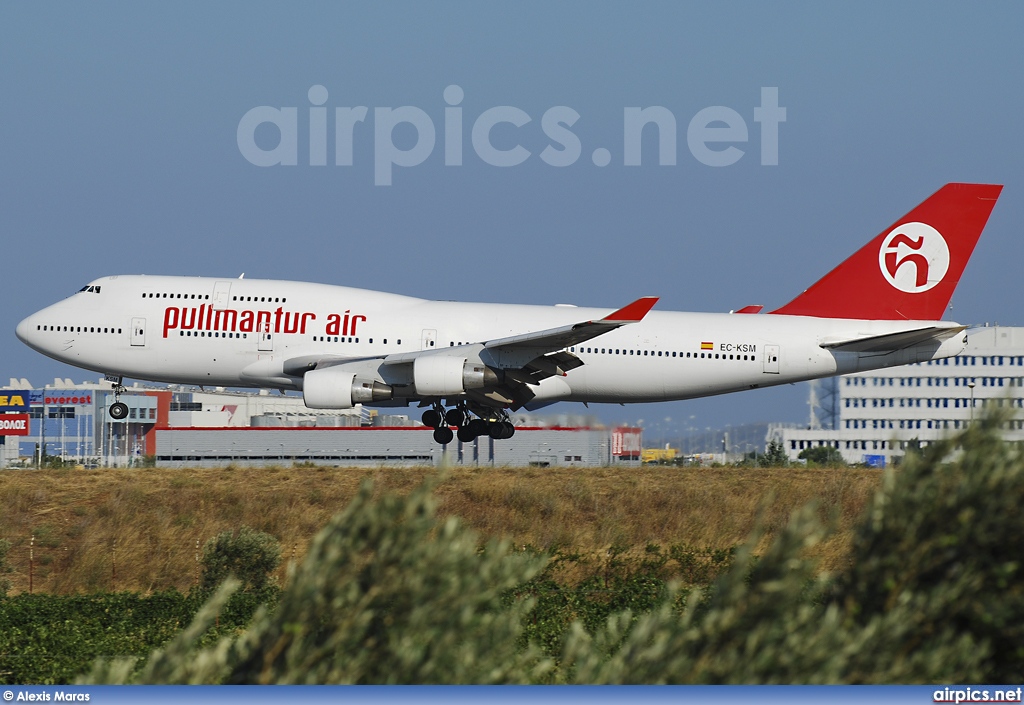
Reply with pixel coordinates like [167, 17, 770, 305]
[153, 425, 616, 467]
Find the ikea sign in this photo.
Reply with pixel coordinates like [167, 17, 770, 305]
[0, 391, 30, 413]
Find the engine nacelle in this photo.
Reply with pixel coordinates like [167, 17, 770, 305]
[413, 356, 501, 396]
[303, 367, 392, 409]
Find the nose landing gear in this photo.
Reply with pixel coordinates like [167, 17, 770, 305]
[107, 376, 130, 420]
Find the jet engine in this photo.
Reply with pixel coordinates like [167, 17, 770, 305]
[303, 367, 393, 409]
[413, 356, 501, 396]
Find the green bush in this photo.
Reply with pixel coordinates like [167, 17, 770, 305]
[760, 438, 789, 467]
[199, 526, 281, 594]
[798, 445, 846, 466]
[830, 413, 1024, 681]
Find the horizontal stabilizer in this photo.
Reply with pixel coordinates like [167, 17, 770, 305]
[820, 325, 966, 353]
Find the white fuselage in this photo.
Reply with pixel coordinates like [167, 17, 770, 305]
[16, 275, 967, 408]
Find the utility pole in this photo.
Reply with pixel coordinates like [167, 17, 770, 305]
[968, 381, 976, 424]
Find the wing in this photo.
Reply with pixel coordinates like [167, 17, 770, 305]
[464, 296, 659, 399]
[286, 296, 659, 409]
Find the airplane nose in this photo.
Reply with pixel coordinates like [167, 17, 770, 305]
[16, 314, 36, 346]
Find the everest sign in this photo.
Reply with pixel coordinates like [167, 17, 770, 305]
[0, 414, 30, 436]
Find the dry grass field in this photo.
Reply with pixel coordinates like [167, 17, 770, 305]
[0, 463, 883, 595]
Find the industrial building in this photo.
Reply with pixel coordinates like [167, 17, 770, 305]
[0, 378, 637, 468]
[154, 426, 614, 468]
[770, 326, 1024, 466]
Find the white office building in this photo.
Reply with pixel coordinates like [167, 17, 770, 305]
[770, 326, 1024, 466]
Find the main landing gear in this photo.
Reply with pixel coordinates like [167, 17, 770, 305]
[421, 403, 516, 444]
[107, 376, 130, 420]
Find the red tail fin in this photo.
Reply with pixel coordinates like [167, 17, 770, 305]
[770, 183, 1002, 320]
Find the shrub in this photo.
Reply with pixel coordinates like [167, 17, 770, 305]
[199, 527, 281, 594]
[798, 445, 846, 466]
[830, 412, 1024, 681]
[759, 439, 789, 467]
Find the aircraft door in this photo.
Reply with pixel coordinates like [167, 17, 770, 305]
[421, 329, 437, 350]
[258, 321, 274, 352]
[212, 281, 232, 310]
[763, 345, 780, 374]
[130, 318, 146, 347]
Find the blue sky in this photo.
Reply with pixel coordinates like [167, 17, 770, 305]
[2, 1, 1021, 432]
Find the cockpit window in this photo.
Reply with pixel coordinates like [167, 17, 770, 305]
[78, 285, 101, 294]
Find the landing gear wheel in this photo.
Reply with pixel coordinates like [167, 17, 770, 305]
[467, 419, 488, 437]
[487, 422, 513, 440]
[445, 408, 466, 427]
[422, 409, 442, 428]
[456, 426, 476, 443]
[109, 402, 129, 420]
[433, 426, 454, 444]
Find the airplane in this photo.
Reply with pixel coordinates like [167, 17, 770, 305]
[16, 183, 1002, 445]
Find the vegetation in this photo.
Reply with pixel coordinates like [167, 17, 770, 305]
[0, 590, 269, 684]
[760, 438, 789, 467]
[3, 416, 1021, 683]
[74, 414, 1024, 683]
[798, 444, 846, 466]
[81, 479, 548, 685]
[0, 539, 11, 597]
[199, 527, 281, 594]
[0, 463, 879, 595]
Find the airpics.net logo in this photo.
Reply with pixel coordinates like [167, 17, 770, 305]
[236, 85, 786, 185]
[878, 222, 950, 294]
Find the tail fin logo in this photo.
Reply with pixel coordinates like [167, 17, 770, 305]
[878, 222, 949, 294]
